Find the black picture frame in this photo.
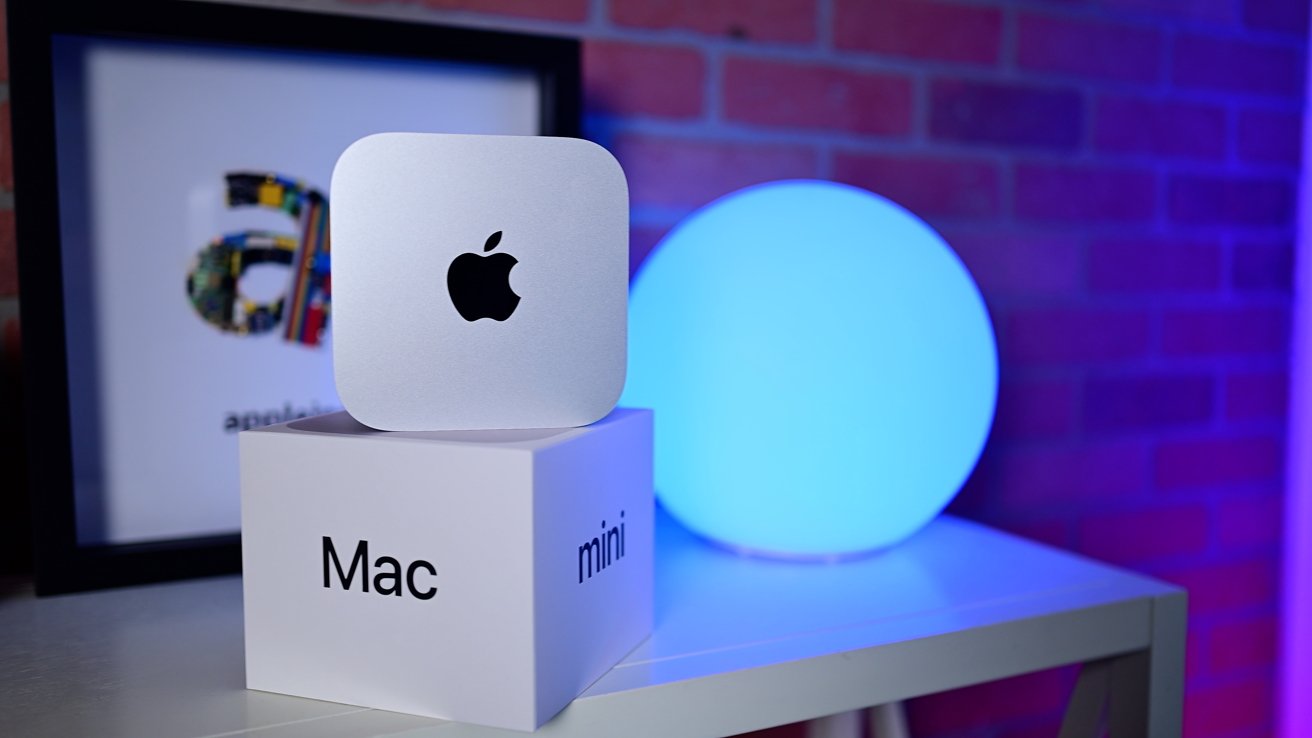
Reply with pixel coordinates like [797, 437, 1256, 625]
[10, 0, 581, 595]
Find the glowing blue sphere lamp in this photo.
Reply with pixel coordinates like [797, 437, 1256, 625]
[622, 180, 997, 558]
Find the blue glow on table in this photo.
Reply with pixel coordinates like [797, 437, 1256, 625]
[622, 180, 998, 557]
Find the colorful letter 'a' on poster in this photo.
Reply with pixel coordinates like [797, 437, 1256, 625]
[185, 172, 331, 346]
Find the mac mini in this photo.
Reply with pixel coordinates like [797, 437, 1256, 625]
[330, 133, 628, 431]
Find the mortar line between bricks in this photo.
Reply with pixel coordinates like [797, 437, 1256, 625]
[1077, 90, 1095, 163]
[704, 46, 723, 125]
[1220, 233, 1239, 301]
[1000, 4, 1019, 77]
[816, 0, 833, 52]
[1000, 156, 1016, 225]
[1224, 106, 1241, 168]
[1154, 22, 1172, 95]
[1152, 160, 1170, 235]
[1208, 355, 1229, 435]
[587, 0, 606, 32]
[816, 141, 834, 180]
[909, 71, 929, 146]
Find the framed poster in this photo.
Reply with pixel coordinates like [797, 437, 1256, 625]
[10, 0, 580, 594]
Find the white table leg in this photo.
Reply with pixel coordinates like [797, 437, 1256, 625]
[1111, 593, 1187, 738]
[1059, 592, 1187, 738]
[802, 701, 909, 738]
[869, 702, 910, 738]
[1142, 592, 1187, 738]
[1108, 651, 1150, 738]
[1058, 658, 1111, 738]
[805, 709, 863, 738]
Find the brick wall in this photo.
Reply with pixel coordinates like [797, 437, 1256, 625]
[0, 0, 1305, 735]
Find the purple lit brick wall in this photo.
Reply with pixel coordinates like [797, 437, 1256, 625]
[0, 0, 1305, 735]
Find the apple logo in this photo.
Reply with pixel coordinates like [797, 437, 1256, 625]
[447, 230, 521, 322]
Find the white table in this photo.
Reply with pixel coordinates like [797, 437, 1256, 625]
[0, 514, 1185, 738]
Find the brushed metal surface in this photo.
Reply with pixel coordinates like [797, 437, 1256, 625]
[331, 133, 628, 431]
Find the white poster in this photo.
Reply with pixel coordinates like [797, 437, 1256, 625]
[53, 36, 540, 544]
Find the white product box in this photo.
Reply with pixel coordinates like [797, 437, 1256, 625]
[240, 409, 653, 731]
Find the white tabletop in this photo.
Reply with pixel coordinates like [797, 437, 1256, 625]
[0, 513, 1185, 737]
